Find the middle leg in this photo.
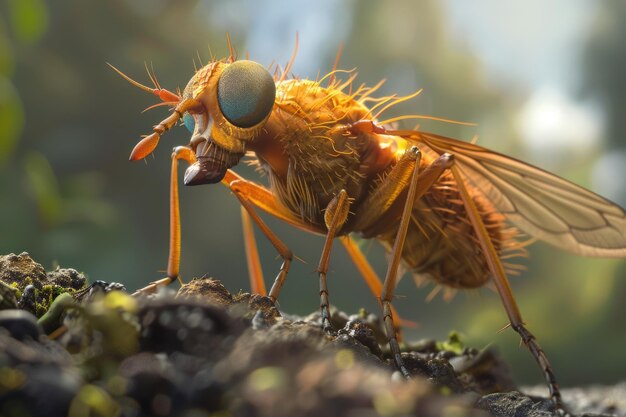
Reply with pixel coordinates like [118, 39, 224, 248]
[317, 190, 350, 332]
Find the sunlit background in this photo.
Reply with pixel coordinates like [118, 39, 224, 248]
[1, 0, 625, 389]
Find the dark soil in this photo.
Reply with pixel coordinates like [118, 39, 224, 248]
[0, 252, 622, 417]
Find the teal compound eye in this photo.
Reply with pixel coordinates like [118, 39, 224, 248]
[217, 60, 276, 128]
[183, 113, 195, 134]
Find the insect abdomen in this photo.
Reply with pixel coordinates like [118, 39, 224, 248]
[377, 157, 524, 291]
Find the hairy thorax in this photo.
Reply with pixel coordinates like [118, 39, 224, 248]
[251, 79, 389, 227]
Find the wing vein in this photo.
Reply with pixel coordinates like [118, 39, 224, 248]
[391, 130, 626, 257]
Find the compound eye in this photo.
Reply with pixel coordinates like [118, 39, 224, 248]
[183, 113, 195, 134]
[217, 60, 276, 128]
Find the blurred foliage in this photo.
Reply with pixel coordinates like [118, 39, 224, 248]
[0, 77, 23, 163]
[24, 151, 62, 226]
[582, 0, 626, 150]
[0, 0, 28, 165]
[571, 0, 626, 385]
[344, 1, 502, 122]
[0, 0, 624, 388]
[6, 0, 48, 44]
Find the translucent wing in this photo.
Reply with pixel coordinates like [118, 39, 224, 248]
[392, 129, 626, 257]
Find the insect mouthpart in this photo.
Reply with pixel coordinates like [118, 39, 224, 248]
[183, 140, 243, 185]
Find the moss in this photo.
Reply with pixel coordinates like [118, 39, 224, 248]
[33, 283, 84, 318]
[42, 283, 68, 301]
[1, 253, 88, 317]
[38, 292, 75, 334]
[21, 276, 34, 288]
[35, 300, 48, 317]
[10, 282, 22, 299]
[0, 281, 19, 310]
[436, 331, 465, 355]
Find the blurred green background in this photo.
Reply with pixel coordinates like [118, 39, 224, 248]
[1, 0, 625, 389]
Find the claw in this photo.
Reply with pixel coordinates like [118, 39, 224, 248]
[131, 277, 174, 297]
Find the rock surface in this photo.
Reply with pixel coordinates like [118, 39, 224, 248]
[0, 253, 623, 417]
[0, 252, 86, 317]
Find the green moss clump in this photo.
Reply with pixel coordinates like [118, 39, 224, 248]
[33, 283, 86, 317]
[10, 281, 23, 300]
[436, 331, 465, 355]
[1, 253, 90, 317]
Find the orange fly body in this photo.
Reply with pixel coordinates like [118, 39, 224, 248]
[112, 39, 626, 415]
